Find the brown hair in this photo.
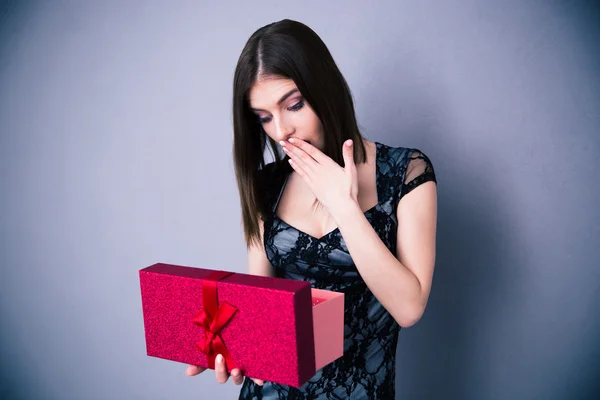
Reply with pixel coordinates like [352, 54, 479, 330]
[232, 19, 367, 249]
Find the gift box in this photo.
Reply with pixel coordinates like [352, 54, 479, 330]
[139, 263, 344, 388]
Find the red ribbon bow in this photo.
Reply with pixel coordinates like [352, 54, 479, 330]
[192, 271, 238, 369]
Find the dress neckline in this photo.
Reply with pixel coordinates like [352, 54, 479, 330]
[271, 141, 382, 242]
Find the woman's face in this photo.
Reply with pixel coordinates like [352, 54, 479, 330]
[248, 76, 324, 151]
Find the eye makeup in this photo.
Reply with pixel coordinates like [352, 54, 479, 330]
[256, 99, 305, 124]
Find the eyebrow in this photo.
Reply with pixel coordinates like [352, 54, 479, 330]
[250, 89, 299, 112]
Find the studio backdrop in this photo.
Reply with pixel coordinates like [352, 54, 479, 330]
[1, 1, 598, 399]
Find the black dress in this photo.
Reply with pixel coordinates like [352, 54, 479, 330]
[238, 142, 436, 399]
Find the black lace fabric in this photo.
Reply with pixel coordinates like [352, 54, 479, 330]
[239, 143, 436, 399]
[401, 151, 436, 199]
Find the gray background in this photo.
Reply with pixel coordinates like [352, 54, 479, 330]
[1, 1, 599, 399]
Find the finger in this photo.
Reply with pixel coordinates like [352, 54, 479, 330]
[186, 365, 206, 376]
[342, 139, 355, 171]
[230, 368, 244, 385]
[287, 137, 331, 165]
[215, 354, 229, 384]
[287, 158, 311, 185]
[282, 141, 316, 174]
[251, 378, 264, 386]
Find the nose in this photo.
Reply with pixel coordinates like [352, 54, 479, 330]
[272, 115, 294, 142]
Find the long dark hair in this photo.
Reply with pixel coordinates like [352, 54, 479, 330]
[232, 19, 368, 249]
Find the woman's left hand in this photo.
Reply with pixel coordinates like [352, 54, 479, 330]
[281, 137, 359, 218]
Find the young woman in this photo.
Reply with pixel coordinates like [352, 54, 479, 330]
[187, 19, 438, 399]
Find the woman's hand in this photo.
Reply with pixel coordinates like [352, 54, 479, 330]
[281, 138, 359, 218]
[185, 354, 264, 386]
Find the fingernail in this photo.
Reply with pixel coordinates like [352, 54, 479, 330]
[231, 369, 239, 377]
[217, 354, 223, 364]
[288, 138, 296, 143]
[346, 140, 352, 146]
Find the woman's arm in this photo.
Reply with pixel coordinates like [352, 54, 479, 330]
[335, 181, 437, 328]
[247, 218, 275, 277]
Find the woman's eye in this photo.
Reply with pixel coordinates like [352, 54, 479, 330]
[288, 100, 305, 112]
[256, 100, 304, 124]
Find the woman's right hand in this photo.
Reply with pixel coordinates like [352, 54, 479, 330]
[185, 354, 264, 386]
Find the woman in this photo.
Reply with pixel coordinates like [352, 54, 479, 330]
[187, 19, 438, 399]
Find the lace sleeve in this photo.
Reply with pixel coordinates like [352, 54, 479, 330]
[400, 150, 437, 199]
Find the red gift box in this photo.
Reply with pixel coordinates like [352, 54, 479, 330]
[139, 263, 344, 388]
